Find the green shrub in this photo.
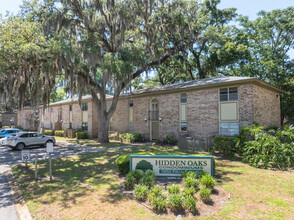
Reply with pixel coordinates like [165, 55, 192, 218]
[183, 176, 200, 189]
[119, 133, 142, 143]
[197, 171, 208, 179]
[241, 124, 294, 169]
[264, 125, 280, 132]
[148, 186, 165, 201]
[76, 132, 88, 139]
[149, 196, 167, 213]
[212, 136, 239, 159]
[167, 184, 180, 194]
[115, 154, 130, 174]
[201, 175, 216, 189]
[44, 130, 54, 136]
[182, 187, 196, 198]
[212, 124, 294, 169]
[162, 134, 177, 145]
[144, 170, 155, 178]
[55, 130, 65, 137]
[168, 194, 184, 212]
[134, 185, 148, 201]
[132, 170, 143, 183]
[139, 173, 155, 188]
[124, 173, 135, 189]
[181, 171, 197, 179]
[185, 196, 197, 213]
[199, 188, 211, 202]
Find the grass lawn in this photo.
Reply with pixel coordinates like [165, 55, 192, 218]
[12, 145, 294, 219]
[55, 136, 127, 148]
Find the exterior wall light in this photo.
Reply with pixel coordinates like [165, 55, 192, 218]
[144, 118, 147, 122]
[159, 117, 162, 122]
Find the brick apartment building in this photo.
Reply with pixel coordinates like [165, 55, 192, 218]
[1, 111, 17, 127]
[17, 76, 282, 141]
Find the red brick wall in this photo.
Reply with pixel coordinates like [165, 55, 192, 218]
[238, 84, 254, 128]
[111, 99, 129, 133]
[253, 85, 280, 127]
[187, 88, 219, 140]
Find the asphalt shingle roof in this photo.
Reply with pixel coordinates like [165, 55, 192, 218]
[47, 94, 113, 106]
[24, 76, 280, 108]
[122, 76, 254, 96]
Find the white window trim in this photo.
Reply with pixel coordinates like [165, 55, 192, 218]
[179, 93, 187, 132]
[219, 101, 239, 122]
[219, 87, 238, 102]
[218, 88, 240, 136]
[220, 122, 240, 136]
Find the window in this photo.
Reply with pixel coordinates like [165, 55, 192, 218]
[220, 102, 238, 121]
[180, 93, 187, 131]
[69, 122, 72, 129]
[32, 133, 42, 137]
[8, 130, 14, 133]
[58, 108, 62, 121]
[220, 122, 239, 136]
[82, 103, 88, 111]
[69, 105, 72, 111]
[20, 134, 29, 138]
[180, 93, 187, 103]
[220, 87, 238, 101]
[82, 122, 88, 131]
[129, 99, 134, 130]
[180, 122, 187, 132]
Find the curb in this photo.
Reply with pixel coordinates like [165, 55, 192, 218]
[6, 168, 33, 220]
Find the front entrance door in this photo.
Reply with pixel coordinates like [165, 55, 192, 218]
[151, 121, 159, 140]
[150, 99, 159, 140]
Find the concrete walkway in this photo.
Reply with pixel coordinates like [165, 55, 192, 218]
[55, 141, 146, 153]
[0, 168, 19, 220]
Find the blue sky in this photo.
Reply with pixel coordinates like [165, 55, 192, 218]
[1, 0, 293, 18]
[219, 0, 294, 20]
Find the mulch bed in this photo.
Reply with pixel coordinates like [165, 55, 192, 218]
[119, 176, 230, 218]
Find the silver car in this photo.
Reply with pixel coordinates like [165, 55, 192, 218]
[6, 132, 56, 151]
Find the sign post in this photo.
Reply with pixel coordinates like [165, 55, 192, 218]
[46, 142, 54, 181]
[21, 150, 30, 168]
[35, 157, 38, 181]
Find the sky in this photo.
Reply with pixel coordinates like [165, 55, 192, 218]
[218, 0, 294, 20]
[1, 0, 293, 19]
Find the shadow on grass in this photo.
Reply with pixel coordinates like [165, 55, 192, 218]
[12, 145, 244, 211]
[12, 145, 196, 208]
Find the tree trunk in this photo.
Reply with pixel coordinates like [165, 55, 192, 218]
[97, 110, 110, 143]
[91, 87, 120, 144]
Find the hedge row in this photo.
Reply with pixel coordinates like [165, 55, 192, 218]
[212, 124, 294, 169]
[119, 132, 142, 143]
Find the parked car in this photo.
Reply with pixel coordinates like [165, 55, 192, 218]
[0, 134, 17, 146]
[0, 128, 23, 139]
[5, 132, 56, 151]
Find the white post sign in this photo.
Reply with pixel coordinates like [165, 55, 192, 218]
[46, 142, 54, 153]
[21, 150, 30, 162]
